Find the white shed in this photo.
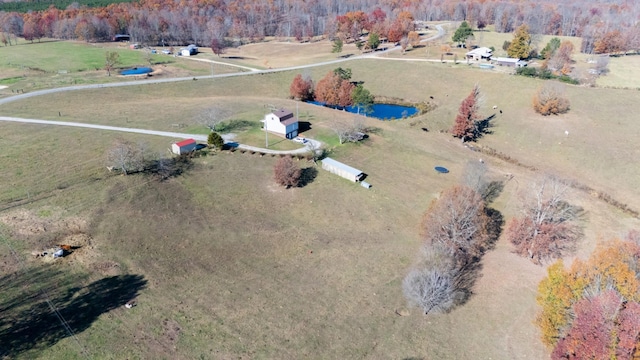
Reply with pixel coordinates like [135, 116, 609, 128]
[321, 157, 364, 182]
[263, 109, 299, 139]
[180, 44, 198, 56]
[172, 138, 197, 155]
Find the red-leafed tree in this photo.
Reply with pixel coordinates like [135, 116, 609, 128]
[451, 84, 482, 142]
[274, 156, 301, 188]
[536, 236, 640, 358]
[210, 38, 226, 56]
[551, 290, 621, 360]
[289, 74, 314, 101]
[314, 71, 354, 107]
[616, 301, 640, 359]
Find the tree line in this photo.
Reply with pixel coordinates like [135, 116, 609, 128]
[1, 0, 639, 55]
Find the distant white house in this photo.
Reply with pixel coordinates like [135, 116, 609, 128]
[466, 47, 492, 61]
[263, 109, 299, 139]
[172, 138, 197, 155]
[180, 44, 198, 56]
[492, 57, 527, 67]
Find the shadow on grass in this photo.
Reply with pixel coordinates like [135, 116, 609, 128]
[0, 266, 147, 358]
[299, 167, 318, 187]
[475, 114, 495, 139]
[217, 119, 256, 133]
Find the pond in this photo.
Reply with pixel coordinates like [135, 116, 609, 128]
[307, 101, 419, 120]
[120, 67, 153, 75]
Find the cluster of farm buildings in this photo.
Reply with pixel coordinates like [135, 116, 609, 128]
[171, 108, 370, 187]
[465, 47, 528, 67]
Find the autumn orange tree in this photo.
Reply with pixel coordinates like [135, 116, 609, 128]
[314, 70, 354, 107]
[532, 82, 570, 116]
[289, 74, 314, 101]
[451, 84, 482, 142]
[536, 236, 640, 359]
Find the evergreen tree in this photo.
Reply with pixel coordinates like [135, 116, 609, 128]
[452, 21, 474, 46]
[207, 132, 224, 150]
[540, 37, 561, 59]
[331, 38, 343, 53]
[367, 32, 380, 50]
[351, 84, 374, 114]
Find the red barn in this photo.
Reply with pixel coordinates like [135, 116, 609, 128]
[172, 139, 197, 155]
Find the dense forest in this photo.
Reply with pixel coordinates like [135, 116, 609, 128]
[1, 0, 639, 54]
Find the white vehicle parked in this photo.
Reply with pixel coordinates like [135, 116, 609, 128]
[292, 137, 307, 144]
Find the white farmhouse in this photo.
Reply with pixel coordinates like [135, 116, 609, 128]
[465, 47, 492, 61]
[263, 109, 299, 139]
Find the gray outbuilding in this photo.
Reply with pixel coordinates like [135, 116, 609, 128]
[322, 157, 364, 182]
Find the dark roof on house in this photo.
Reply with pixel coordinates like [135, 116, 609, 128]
[175, 138, 196, 147]
[273, 109, 298, 126]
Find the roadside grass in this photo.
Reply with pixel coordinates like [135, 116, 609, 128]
[1, 44, 640, 359]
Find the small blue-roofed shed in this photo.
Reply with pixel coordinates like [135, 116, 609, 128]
[321, 157, 364, 182]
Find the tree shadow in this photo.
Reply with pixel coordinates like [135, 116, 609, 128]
[298, 167, 318, 187]
[0, 265, 147, 358]
[483, 207, 505, 252]
[475, 113, 496, 139]
[146, 155, 193, 181]
[482, 180, 505, 203]
[453, 255, 484, 307]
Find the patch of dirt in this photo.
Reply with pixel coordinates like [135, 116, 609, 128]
[162, 318, 182, 348]
[0, 209, 119, 274]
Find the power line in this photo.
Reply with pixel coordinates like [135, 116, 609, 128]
[0, 234, 90, 358]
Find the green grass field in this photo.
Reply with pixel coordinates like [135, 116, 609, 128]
[0, 39, 242, 93]
[1, 36, 640, 359]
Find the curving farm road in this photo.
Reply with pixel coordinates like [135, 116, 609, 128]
[0, 24, 446, 154]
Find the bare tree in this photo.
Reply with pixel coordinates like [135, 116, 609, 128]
[403, 267, 459, 315]
[593, 55, 610, 75]
[196, 107, 231, 132]
[104, 51, 120, 77]
[421, 185, 490, 264]
[330, 117, 366, 144]
[461, 160, 488, 196]
[106, 139, 145, 175]
[506, 176, 581, 264]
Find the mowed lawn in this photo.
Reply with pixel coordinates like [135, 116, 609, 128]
[1, 45, 640, 359]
